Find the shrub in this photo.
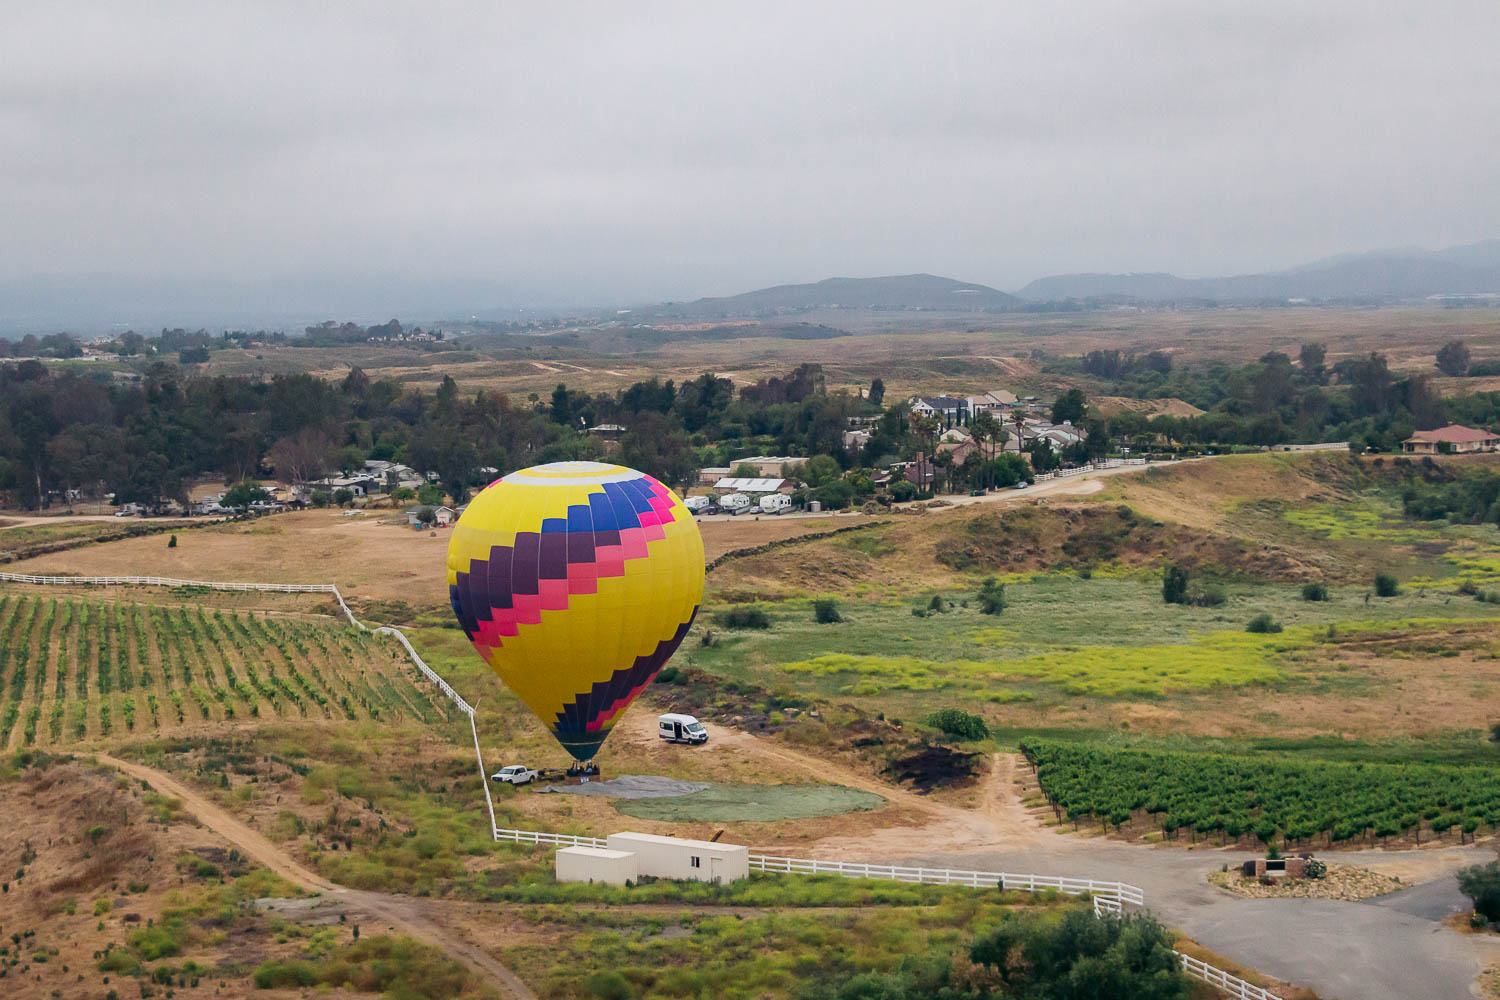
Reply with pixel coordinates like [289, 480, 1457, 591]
[1459, 861, 1500, 922]
[976, 578, 1006, 615]
[1459, 579, 1480, 596]
[1374, 573, 1399, 597]
[889, 481, 918, 503]
[1191, 583, 1227, 607]
[654, 667, 686, 686]
[812, 599, 843, 624]
[167, 535, 177, 549]
[1303, 858, 1327, 879]
[1162, 563, 1189, 604]
[1246, 613, 1282, 634]
[1301, 582, 1329, 601]
[715, 607, 770, 630]
[926, 709, 989, 741]
[927, 594, 947, 613]
[583, 970, 634, 1000]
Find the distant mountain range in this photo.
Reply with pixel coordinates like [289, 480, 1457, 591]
[1014, 240, 1500, 303]
[620, 273, 1022, 322]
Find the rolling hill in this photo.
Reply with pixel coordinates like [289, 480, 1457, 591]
[1016, 240, 1500, 304]
[624, 273, 1023, 321]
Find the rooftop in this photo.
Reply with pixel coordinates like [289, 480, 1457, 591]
[1405, 424, 1498, 444]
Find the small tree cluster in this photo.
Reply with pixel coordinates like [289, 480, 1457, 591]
[812, 598, 843, 624]
[926, 708, 989, 741]
[976, 578, 1006, 615]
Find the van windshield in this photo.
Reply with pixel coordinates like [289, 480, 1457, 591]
[687, 723, 705, 733]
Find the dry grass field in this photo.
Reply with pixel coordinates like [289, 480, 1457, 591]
[187, 305, 1500, 401]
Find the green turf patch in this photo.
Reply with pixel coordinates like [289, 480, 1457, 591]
[614, 783, 884, 822]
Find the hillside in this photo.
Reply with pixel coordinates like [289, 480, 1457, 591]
[1016, 239, 1500, 303]
[624, 273, 1022, 322]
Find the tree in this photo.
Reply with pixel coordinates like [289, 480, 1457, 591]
[732, 463, 760, 479]
[1458, 861, 1500, 921]
[969, 908, 1189, 1000]
[977, 578, 1006, 615]
[416, 505, 437, 525]
[1299, 342, 1327, 382]
[332, 487, 355, 507]
[269, 428, 336, 486]
[549, 383, 572, 425]
[1436, 340, 1471, 377]
[222, 480, 271, 509]
[813, 598, 843, 624]
[867, 377, 885, 407]
[416, 483, 444, 506]
[1374, 572, 1399, 597]
[1162, 562, 1189, 604]
[1051, 389, 1087, 425]
[798, 454, 841, 488]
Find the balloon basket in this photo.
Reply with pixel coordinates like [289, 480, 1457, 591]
[564, 763, 602, 785]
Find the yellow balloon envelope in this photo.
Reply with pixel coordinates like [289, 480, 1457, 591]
[446, 461, 705, 760]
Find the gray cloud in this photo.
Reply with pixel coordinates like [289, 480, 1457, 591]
[2, 0, 1498, 324]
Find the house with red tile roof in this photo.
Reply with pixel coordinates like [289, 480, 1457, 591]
[1401, 424, 1500, 454]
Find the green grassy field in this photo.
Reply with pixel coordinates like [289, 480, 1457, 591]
[681, 575, 1500, 711]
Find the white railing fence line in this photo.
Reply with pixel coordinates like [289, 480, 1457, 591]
[746, 854, 1145, 906]
[494, 827, 607, 849]
[1177, 954, 1281, 1000]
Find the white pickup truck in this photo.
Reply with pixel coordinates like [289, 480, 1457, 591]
[490, 764, 538, 785]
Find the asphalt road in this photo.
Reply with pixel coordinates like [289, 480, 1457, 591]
[896, 841, 1500, 1000]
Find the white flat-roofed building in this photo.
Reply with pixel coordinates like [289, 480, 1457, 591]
[605, 831, 749, 884]
[555, 846, 638, 886]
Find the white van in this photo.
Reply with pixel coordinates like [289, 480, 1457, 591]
[758, 494, 792, 515]
[718, 493, 751, 515]
[658, 713, 708, 745]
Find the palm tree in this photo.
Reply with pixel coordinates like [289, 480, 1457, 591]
[1011, 411, 1028, 454]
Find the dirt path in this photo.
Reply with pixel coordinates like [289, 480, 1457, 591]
[96, 754, 537, 1000]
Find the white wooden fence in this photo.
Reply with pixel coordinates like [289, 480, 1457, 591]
[1032, 457, 1148, 483]
[1177, 953, 1282, 1000]
[8, 571, 1283, 1000]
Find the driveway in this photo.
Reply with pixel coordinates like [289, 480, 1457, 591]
[891, 841, 1497, 1000]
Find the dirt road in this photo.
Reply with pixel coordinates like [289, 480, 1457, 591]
[96, 754, 537, 1000]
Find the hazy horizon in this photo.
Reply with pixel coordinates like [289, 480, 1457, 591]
[4, 2, 1499, 330]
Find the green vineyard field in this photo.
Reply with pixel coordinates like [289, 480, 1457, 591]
[1023, 740, 1500, 847]
[0, 592, 448, 749]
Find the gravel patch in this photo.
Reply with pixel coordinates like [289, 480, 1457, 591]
[535, 775, 711, 799]
[1208, 864, 1403, 901]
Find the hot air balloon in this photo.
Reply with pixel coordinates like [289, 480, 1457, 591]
[446, 461, 705, 762]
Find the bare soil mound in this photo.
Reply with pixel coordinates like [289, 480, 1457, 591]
[1090, 395, 1206, 418]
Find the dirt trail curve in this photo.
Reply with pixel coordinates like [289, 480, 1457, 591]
[96, 754, 537, 1000]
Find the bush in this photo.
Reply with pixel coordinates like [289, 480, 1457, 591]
[167, 535, 177, 549]
[1246, 613, 1282, 634]
[715, 607, 770, 630]
[1458, 861, 1500, 922]
[1301, 582, 1328, 601]
[1191, 583, 1227, 607]
[1303, 858, 1327, 879]
[976, 578, 1006, 615]
[1459, 579, 1480, 596]
[653, 667, 686, 686]
[889, 480, 918, 503]
[1162, 563, 1189, 605]
[583, 970, 635, 1000]
[927, 594, 947, 613]
[1374, 573, 1399, 597]
[812, 598, 843, 624]
[926, 709, 989, 741]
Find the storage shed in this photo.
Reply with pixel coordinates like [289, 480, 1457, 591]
[555, 846, 638, 886]
[606, 832, 750, 884]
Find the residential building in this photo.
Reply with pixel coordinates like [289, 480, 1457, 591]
[1401, 425, 1500, 454]
[730, 455, 802, 477]
[909, 396, 969, 421]
[407, 504, 456, 529]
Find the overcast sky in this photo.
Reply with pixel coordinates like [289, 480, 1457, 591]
[3, 1, 1499, 325]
